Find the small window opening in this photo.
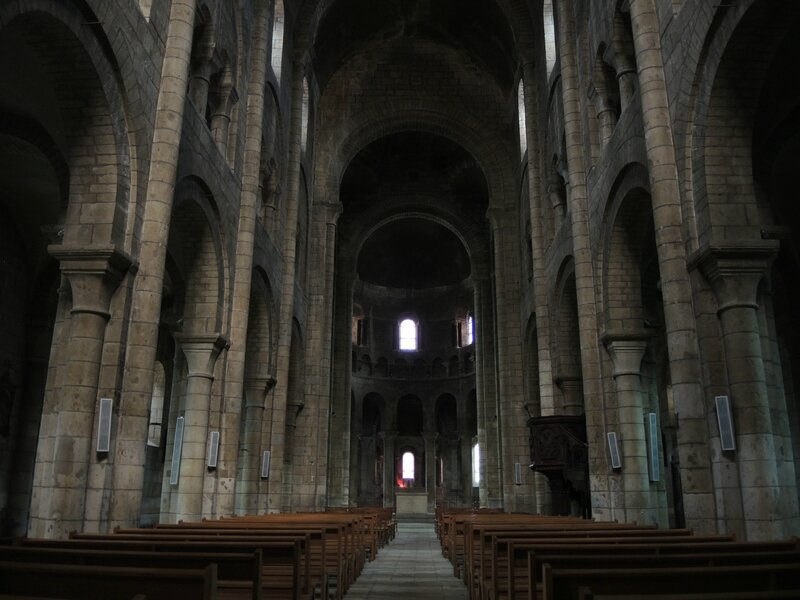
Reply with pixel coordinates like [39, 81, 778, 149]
[301, 77, 310, 153]
[400, 451, 415, 488]
[399, 318, 418, 351]
[518, 79, 527, 158]
[148, 362, 166, 447]
[455, 313, 475, 347]
[543, 0, 557, 78]
[271, 0, 285, 85]
[472, 443, 480, 486]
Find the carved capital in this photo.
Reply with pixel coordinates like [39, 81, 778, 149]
[48, 245, 132, 320]
[601, 331, 649, 377]
[175, 333, 230, 379]
[689, 241, 778, 313]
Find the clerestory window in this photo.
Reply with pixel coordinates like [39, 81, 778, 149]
[399, 318, 418, 351]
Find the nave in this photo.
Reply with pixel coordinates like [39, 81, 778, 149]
[343, 520, 468, 600]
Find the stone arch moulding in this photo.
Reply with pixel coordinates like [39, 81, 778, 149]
[171, 175, 229, 335]
[314, 111, 511, 211]
[598, 162, 652, 326]
[0, 0, 133, 249]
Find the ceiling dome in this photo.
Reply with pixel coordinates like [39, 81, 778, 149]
[357, 218, 470, 289]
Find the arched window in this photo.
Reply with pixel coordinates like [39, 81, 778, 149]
[402, 451, 415, 481]
[472, 442, 481, 486]
[454, 312, 475, 347]
[148, 361, 166, 447]
[518, 79, 527, 158]
[399, 318, 418, 351]
[301, 77, 310, 153]
[271, 0, 285, 85]
[543, 0, 557, 78]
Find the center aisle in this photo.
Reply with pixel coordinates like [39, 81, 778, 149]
[344, 520, 469, 599]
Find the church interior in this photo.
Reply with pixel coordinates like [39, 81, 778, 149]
[1, 0, 800, 561]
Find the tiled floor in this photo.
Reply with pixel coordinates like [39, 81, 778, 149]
[343, 520, 470, 599]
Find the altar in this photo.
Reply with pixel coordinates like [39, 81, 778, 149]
[394, 489, 429, 515]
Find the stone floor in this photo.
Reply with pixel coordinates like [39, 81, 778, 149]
[343, 520, 470, 599]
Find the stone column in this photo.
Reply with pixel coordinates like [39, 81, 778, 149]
[473, 275, 501, 507]
[555, 375, 584, 416]
[28, 246, 130, 538]
[589, 83, 617, 149]
[7, 318, 53, 537]
[459, 431, 473, 506]
[555, 0, 607, 520]
[171, 334, 228, 523]
[109, 0, 199, 529]
[266, 60, 311, 512]
[304, 202, 342, 510]
[627, 0, 713, 533]
[218, 1, 272, 518]
[235, 376, 275, 514]
[209, 73, 238, 157]
[423, 431, 436, 512]
[692, 241, 796, 539]
[602, 332, 661, 525]
[521, 61, 555, 417]
[329, 274, 355, 507]
[381, 431, 397, 508]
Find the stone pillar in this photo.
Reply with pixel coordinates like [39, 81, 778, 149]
[460, 432, 473, 506]
[473, 276, 501, 507]
[188, 33, 215, 112]
[6, 320, 51, 537]
[627, 0, 713, 533]
[209, 71, 238, 157]
[612, 54, 637, 113]
[548, 178, 567, 232]
[692, 242, 797, 539]
[218, 1, 272, 518]
[171, 334, 228, 522]
[235, 376, 275, 515]
[555, 0, 607, 521]
[266, 60, 311, 512]
[555, 375, 584, 416]
[589, 83, 617, 148]
[602, 333, 662, 525]
[381, 431, 397, 508]
[522, 60, 555, 416]
[329, 274, 355, 507]
[109, 0, 200, 529]
[29, 246, 130, 538]
[423, 431, 436, 512]
[304, 202, 342, 510]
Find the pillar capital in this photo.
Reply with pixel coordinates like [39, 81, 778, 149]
[689, 240, 778, 312]
[422, 431, 437, 443]
[315, 201, 343, 225]
[48, 244, 132, 319]
[244, 375, 277, 391]
[601, 331, 649, 377]
[175, 333, 230, 378]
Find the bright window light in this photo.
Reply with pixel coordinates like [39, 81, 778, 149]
[466, 316, 474, 346]
[402, 451, 415, 480]
[399, 318, 417, 351]
[472, 443, 480, 486]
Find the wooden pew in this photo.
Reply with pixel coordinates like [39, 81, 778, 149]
[160, 519, 348, 598]
[0, 545, 262, 599]
[0, 560, 218, 600]
[465, 520, 667, 596]
[541, 562, 800, 600]
[528, 548, 800, 600]
[21, 536, 302, 600]
[492, 535, 755, 600]
[577, 591, 800, 600]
